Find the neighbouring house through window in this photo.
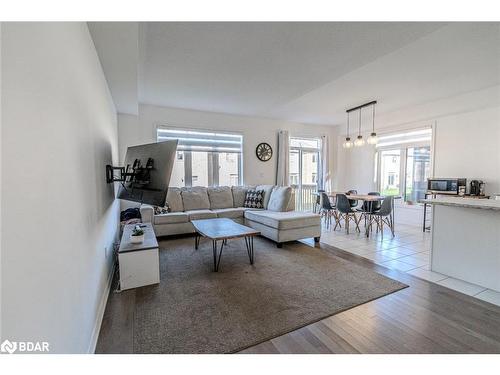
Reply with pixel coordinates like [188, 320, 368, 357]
[157, 127, 243, 187]
[289, 136, 321, 211]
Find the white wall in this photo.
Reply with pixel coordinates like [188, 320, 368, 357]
[433, 106, 500, 195]
[118, 104, 338, 187]
[1, 23, 119, 353]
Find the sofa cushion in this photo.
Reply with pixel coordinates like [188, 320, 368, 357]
[267, 186, 292, 212]
[154, 212, 189, 225]
[256, 184, 274, 209]
[244, 210, 320, 230]
[243, 189, 265, 209]
[166, 188, 184, 212]
[186, 209, 217, 221]
[208, 186, 233, 209]
[181, 187, 210, 211]
[213, 207, 246, 219]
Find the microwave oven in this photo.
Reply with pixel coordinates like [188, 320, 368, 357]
[427, 178, 467, 195]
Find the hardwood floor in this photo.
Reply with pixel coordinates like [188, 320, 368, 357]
[96, 241, 500, 354]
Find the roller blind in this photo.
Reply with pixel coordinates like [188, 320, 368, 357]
[376, 128, 432, 148]
[157, 128, 243, 153]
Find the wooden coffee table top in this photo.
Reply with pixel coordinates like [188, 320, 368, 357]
[191, 218, 260, 241]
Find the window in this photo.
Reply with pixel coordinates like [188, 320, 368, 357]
[289, 137, 321, 211]
[157, 128, 243, 187]
[376, 128, 432, 203]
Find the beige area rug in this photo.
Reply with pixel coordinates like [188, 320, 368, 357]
[133, 236, 407, 353]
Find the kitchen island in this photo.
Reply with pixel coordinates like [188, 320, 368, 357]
[421, 197, 500, 292]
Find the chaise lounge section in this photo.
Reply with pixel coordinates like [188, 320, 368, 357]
[140, 185, 321, 246]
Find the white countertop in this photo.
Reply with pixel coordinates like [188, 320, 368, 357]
[420, 196, 500, 211]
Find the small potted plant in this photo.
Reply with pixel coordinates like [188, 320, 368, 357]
[130, 225, 145, 244]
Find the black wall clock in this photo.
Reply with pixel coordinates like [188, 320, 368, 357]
[256, 142, 273, 162]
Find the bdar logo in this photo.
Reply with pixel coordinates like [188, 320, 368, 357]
[1, 340, 17, 354]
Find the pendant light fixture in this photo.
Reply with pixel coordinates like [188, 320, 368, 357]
[342, 111, 353, 149]
[353, 107, 365, 147]
[367, 102, 378, 145]
[344, 100, 377, 150]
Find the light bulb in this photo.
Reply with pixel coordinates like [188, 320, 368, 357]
[367, 132, 378, 145]
[343, 137, 353, 149]
[354, 135, 365, 147]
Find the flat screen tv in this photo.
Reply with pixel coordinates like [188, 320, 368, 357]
[116, 140, 178, 206]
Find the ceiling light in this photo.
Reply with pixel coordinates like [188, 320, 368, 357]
[342, 112, 353, 149]
[354, 108, 364, 147]
[367, 103, 378, 145]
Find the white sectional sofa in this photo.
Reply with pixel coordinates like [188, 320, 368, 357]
[140, 185, 321, 247]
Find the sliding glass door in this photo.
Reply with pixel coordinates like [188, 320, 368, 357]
[377, 145, 431, 203]
[289, 137, 320, 211]
[379, 149, 401, 196]
[404, 146, 431, 202]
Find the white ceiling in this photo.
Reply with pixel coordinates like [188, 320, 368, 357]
[89, 22, 500, 126]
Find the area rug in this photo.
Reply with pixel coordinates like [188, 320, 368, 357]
[133, 236, 407, 353]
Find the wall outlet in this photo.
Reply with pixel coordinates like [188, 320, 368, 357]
[105, 246, 109, 258]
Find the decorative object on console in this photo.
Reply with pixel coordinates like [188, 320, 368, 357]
[130, 225, 145, 244]
[243, 189, 265, 209]
[256, 142, 273, 161]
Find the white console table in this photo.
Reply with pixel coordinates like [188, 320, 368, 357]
[118, 223, 160, 290]
[422, 197, 500, 292]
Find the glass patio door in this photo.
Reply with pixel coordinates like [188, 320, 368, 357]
[379, 149, 401, 196]
[289, 137, 320, 211]
[378, 145, 431, 203]
[404, 146, 431, 202]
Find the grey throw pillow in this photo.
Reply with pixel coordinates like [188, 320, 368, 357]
[267, 186, 292, 212]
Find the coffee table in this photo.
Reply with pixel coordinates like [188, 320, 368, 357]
[191, 218, 260, 272]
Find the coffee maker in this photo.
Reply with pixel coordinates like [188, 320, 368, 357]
[470, 180, 485, 196]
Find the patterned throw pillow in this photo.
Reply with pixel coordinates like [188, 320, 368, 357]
[153, 204, 170, 215]
[243, 189, 265, 209]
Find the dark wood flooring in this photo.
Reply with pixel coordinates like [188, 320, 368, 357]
[96, 240, 500, 354]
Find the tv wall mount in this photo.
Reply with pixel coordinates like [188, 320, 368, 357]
[106, 158, 154, 188]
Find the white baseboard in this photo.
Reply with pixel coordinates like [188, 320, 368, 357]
[87, 260, 115, 354]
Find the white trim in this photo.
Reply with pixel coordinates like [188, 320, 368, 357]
[87, 261, 115, 354]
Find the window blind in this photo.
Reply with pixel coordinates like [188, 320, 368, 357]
[376, 128, 432, 148]
[157, 128, 243, 153]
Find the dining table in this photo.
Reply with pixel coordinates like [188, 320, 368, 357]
[314, 191, 400, 237]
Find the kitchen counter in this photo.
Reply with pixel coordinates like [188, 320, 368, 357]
[423, 197, 500, 292]
[420, 196, 500, 211]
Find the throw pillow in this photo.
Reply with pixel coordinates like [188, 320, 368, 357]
[243, 189, 265, 209]
[153, 205, 170, 215]
[267, 186, 292, 212]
